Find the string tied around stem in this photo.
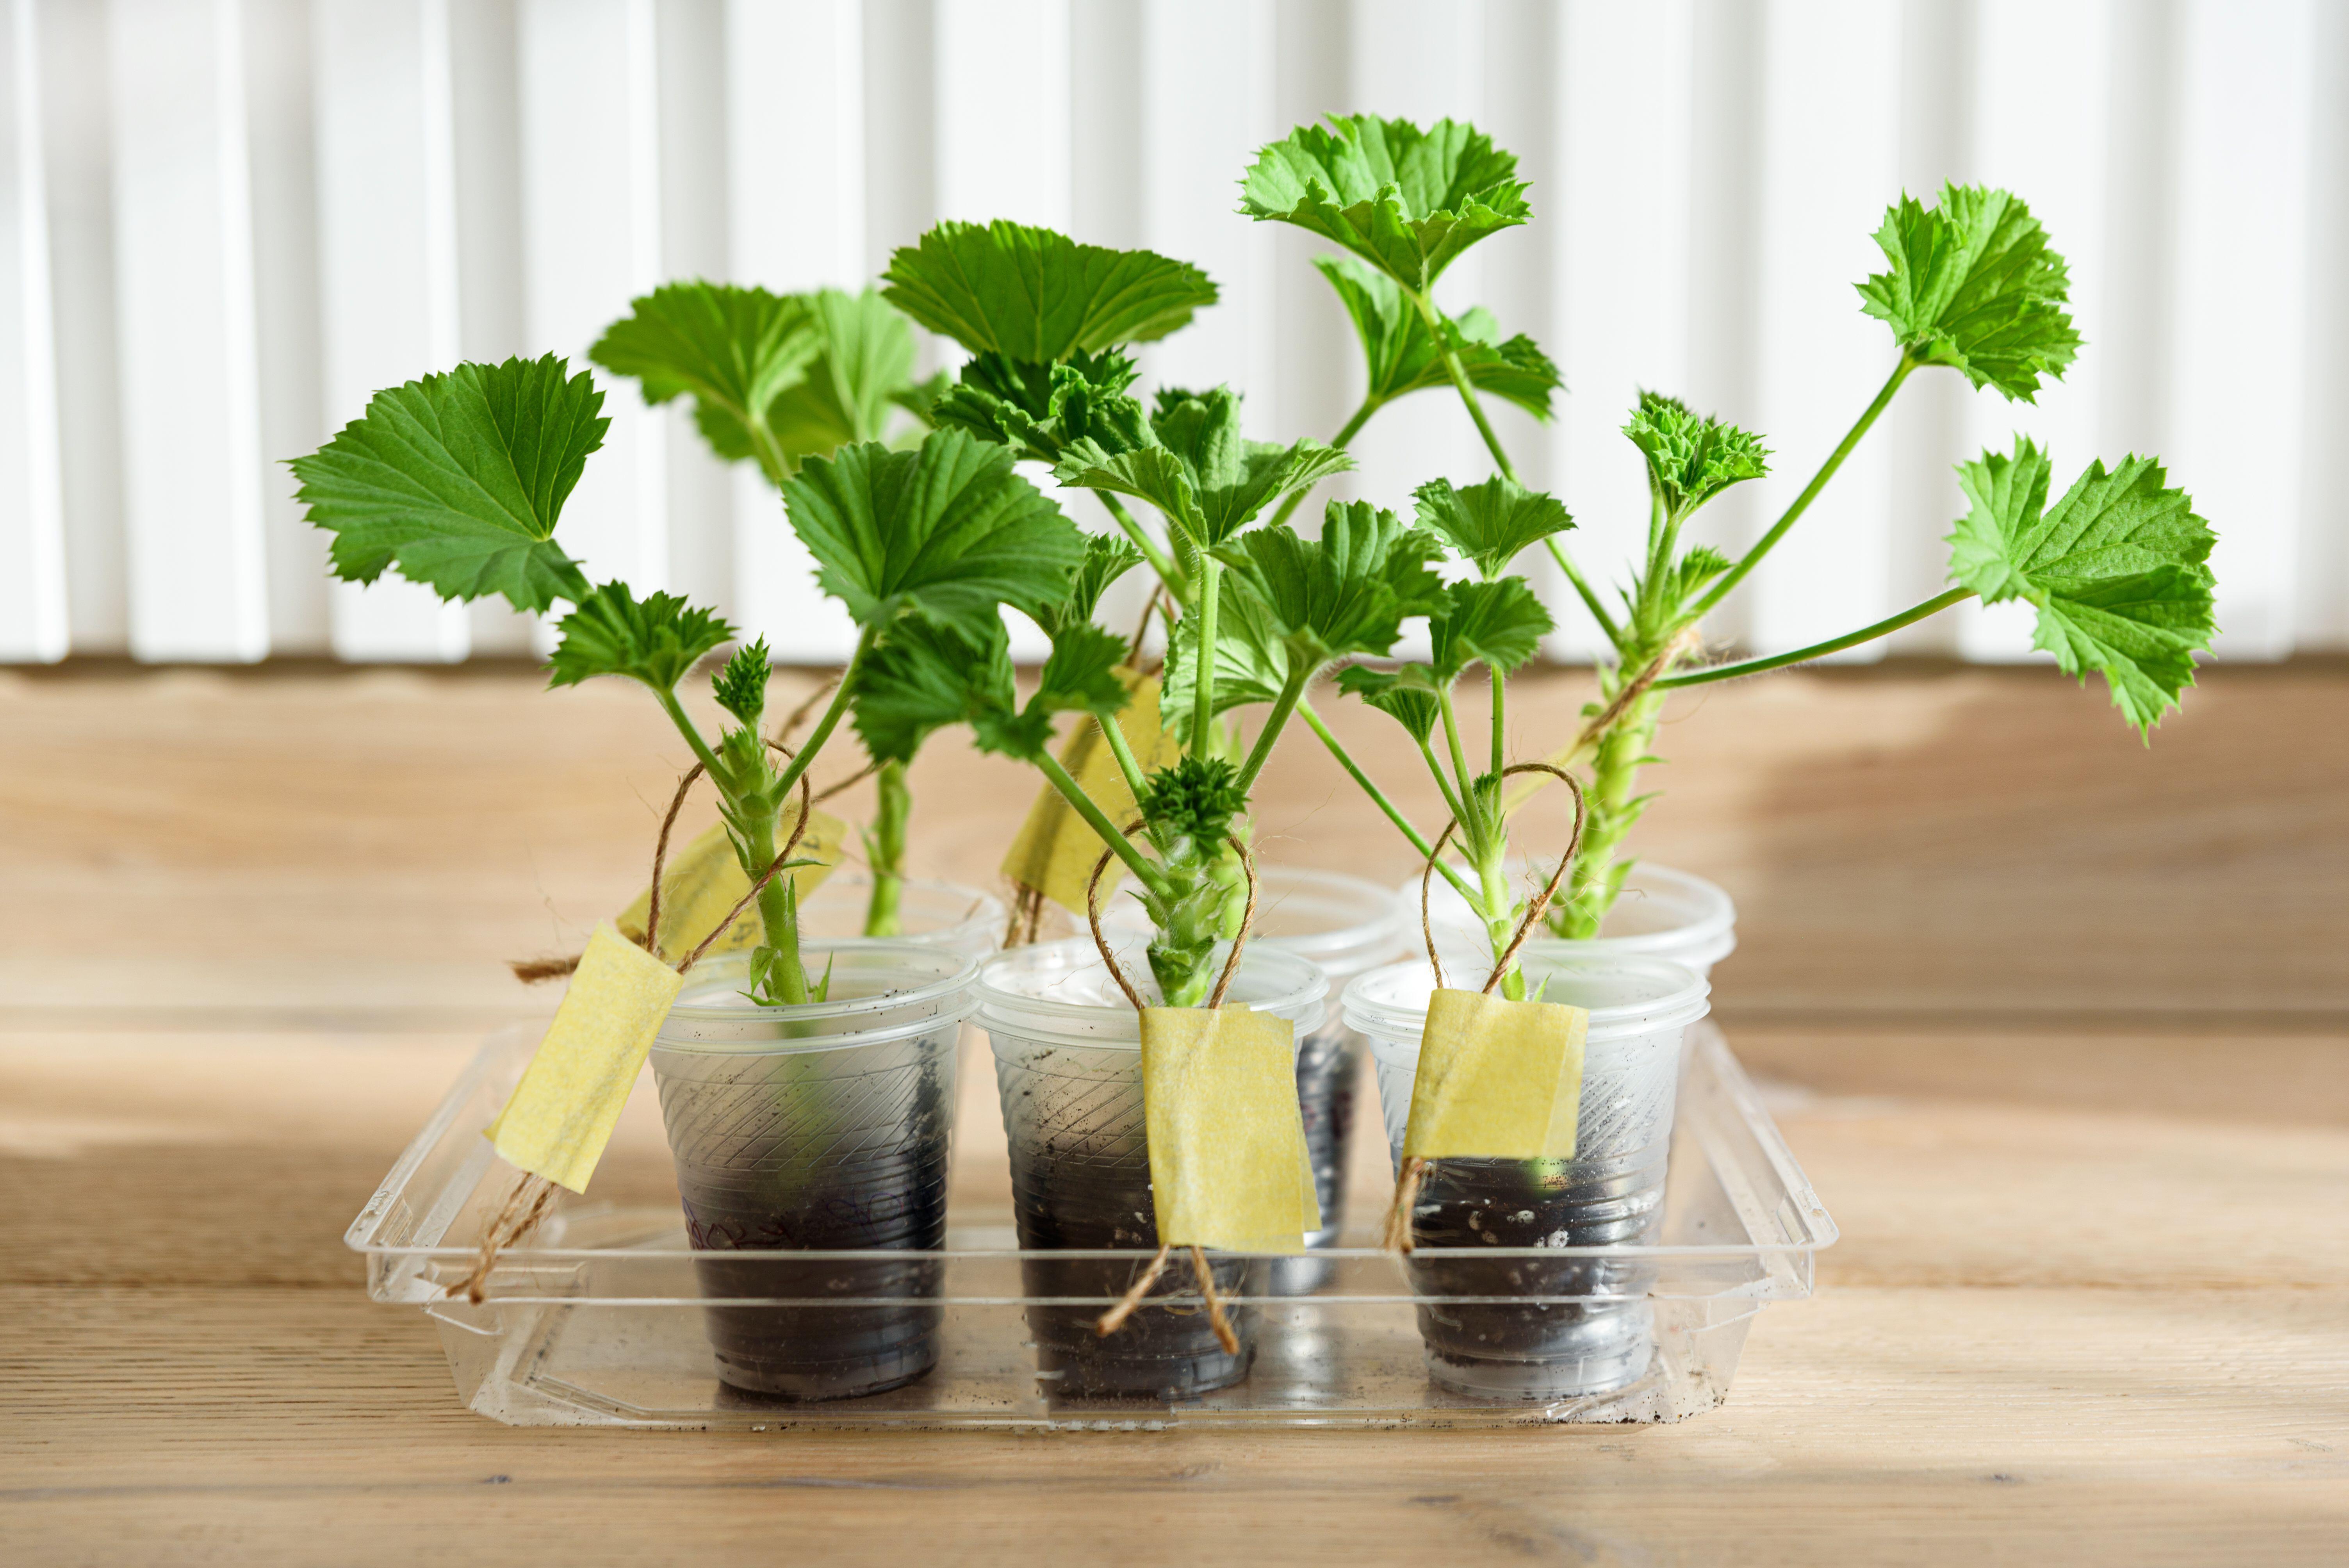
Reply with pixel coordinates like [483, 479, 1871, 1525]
[1081, 827, 1259, 1354]
[1387, 764, 1588, 1256]
[447, 759, 817, 1305]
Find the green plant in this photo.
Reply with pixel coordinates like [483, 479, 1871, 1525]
[291, 352, 1071, 1005]
[589, 281, 946, 938]
[1237, 119, 2216, 966]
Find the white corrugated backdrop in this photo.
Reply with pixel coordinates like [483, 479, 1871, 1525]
[4, 0, 2344, 665]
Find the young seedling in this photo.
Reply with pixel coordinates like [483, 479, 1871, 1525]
[290, 351, 1072, 1005]
[1243, 117, 2216, 965]
[589, 281, 947, 938]
[873, 218, 1459, 1005]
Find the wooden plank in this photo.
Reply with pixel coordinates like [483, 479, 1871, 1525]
[0, 1285, 2341, 1564]
[107, 0, 270, 662]
[0, 0, 66, 662]
[312, 0, 471, 662]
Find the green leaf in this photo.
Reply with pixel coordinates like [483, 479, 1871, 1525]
[760, 289, 920, 464]
[1335, 662, 1444, 741]
[1160, 587, 1290, 748]
[1241, 115, 1530, 291]
[852, 618, 1017, 766]
[782, 427, 1086, 640]
[1428, 576, 1552, 680]
[589, 282, 821, 464]
[289, 353, 603, 613]
[1655, 545, 1733, 610]
[710, 637, 772, 725]
[1622, 392, 1770, 518]
[1054, 386, 1353, 548]
[1410, 475, 1573, 578]
[933, 347, 1148, 464]
[881, 220, 1218, 360]
[1857, 184, 2080, 401]
[546, 582, 734, 694]
[1947, 438, 2216, 733]
[1037, 532, 1145, 637]
[1314, 256, 1559, 419]
[1217, 500, 1448, 670]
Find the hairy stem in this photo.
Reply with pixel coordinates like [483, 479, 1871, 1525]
[861, 757, 909, 937]
[1189, 553, 1221, 752]
[1690, 356, 1915, 620]
[1297, 700, 1479, 906]
[1545, 536, 1623, 650]
[1034, 748, 1169, 902]
[1234, 667, 1309, 793]
[1656, 588, 1975, 689]
[1100, 494, 1183, 600]
[1413, 289, 1518, 484]
[1550, 678, 1664, 940]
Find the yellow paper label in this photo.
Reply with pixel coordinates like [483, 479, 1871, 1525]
[1140, 1006, 1321, 1251]
[1403, 989, 1590, 1161]
[614, 803, 845, 964]
[487, 923, 684, 1193]
[1001, 672, 1181, 914]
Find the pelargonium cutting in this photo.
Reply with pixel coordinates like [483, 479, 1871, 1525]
[290, 110, 2218, 1016]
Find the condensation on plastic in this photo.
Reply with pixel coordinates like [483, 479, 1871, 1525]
[648, 943, 979, 1400]
[1409, 862, 1738, 980]
[1346, 954, 1711, 1399]
[346, 1019, 1833, 1429]
[787, 875, 1005, 961]
[1106, 867, 1408, 1290]
[977, 937, 1328, 1398]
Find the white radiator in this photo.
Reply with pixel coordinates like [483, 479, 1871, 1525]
[4, 0, 2342, 664]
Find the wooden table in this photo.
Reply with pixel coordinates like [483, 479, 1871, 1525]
[4, 661, 2345, 1564]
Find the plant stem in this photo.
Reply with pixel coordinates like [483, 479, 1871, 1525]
[1100, 494, 1182, 597]
[1417, 732, 1471, 832]
[1234, 668, 1309, 793]
[1267, 395, 1382, 531]
[770, 628, 871, 800]
[654, 687, 733, 790]
[1099, 709, 1151, 802]
[1545, 536, 1622, 649]
[1436, 686, 1477, 836]
[1488, 664, 1506, 783]
[1412, 289, 1518, 484]
[1657, 588, 1974, 689]
[1189, 554, 1221, 752]
[1034, 748, 1169, 901]
[1296, 700, 1480, 907]
[861, 757, 909, 937]
[1689, 356, 1915, 620]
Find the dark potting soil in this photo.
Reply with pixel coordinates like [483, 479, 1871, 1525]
[1006, 1139, 1262, 1401]
[676, 1138, 950, 1401]
[1404, 1152, 1665, 1395]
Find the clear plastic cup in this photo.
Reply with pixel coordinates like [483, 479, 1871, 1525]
[649, 942, 979, 1401]
[1407, 861, 1737, 981]
[789, 874, 1005, 960]
[1344, 953, 1710, 1400]
[977, 936, 1328, 1399]
[1106, 867, 1408, 1292]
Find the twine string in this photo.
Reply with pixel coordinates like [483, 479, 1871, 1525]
[1390, 766, 1589, 1255]
[1082, 831, 1258, 1342]
[458, 753, 817, 1303]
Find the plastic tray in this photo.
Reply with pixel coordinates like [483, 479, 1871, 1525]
[347, 1023, 1835, 1429]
